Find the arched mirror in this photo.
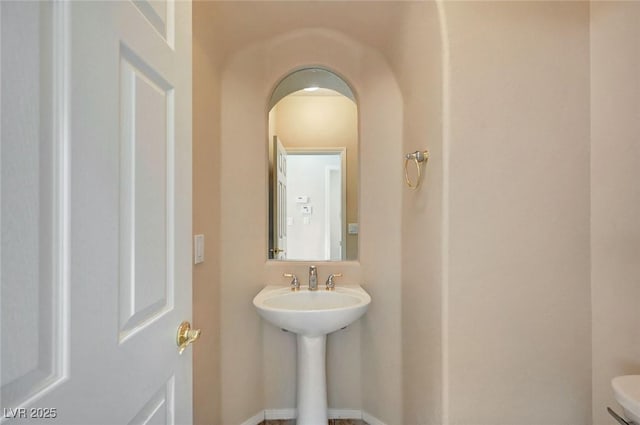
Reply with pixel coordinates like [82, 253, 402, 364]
[268, 68, 359, 261]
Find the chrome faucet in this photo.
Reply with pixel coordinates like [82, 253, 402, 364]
[325, 273, 342, 290]
[308, 266, 318, 290]
[283, 273, 299, 291]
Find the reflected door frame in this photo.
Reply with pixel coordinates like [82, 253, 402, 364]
[286, 147, 346, 261]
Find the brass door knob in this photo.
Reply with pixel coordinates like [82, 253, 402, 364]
[176, 321, 201, 354]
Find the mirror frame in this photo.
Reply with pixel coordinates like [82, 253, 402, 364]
[266, 66, 359, 262]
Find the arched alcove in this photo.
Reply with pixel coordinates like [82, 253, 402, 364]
[218, 27, 404, 424]
[193, 1, 449, 424]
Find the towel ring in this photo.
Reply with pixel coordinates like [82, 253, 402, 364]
[404, 150, 429, 190]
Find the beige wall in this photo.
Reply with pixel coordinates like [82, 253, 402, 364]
[192, 4, 221, 424]
[219, 42, 268, 423]
[591, 2, 640, 424]
[356, 56, 403, 425]
[271, 95, 359, 260]
[220, 28, 403, 424]
[444, 2, 592, 423]
[390, 2, 444, 424]
[193, 3, 640, 425]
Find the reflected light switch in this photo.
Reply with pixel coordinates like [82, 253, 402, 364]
[194, 234, 205, 264]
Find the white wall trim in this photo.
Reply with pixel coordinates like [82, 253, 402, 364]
[362, 411, 389, 425]
[436, 1, 451, 424]
[328, 409, 362, 419]
[241, 409, 387, 424]
[239, 411, 264, 425]
[264, 408, 296, 420]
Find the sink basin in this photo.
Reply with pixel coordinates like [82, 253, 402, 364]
[253, 284, 371, 336]
[613, 375, 640, 424]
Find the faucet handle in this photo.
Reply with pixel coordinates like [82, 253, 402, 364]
[283, 273, 300, 291]
[325, 273, 342, 290]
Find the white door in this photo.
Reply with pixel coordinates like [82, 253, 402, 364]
[1, 1, 193, 424]
[272, 136, 287, 260]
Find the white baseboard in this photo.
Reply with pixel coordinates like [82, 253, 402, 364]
[362, 411, 388, 425]
[264, 408, 297, 420]
[328, 409, 363, 419]
[242, 409, 387, 425]
[239, 411, 264, 425]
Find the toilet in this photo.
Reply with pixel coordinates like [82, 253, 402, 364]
[612, 375, 640, 424]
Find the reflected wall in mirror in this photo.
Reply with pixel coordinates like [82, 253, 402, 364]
[268, 68, 358, 261]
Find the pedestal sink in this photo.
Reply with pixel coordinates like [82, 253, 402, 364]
[612, 375, 640, 424]
[253, 284, 371, 425]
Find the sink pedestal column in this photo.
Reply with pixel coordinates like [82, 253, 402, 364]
[297, 334, 327, 425]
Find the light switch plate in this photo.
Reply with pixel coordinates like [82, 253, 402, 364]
[194, 234, 205, 264]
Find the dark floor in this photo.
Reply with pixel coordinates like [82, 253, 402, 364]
[261, 420, 367, 425]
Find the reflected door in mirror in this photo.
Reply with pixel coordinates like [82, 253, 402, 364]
[272, 136, 287, 260]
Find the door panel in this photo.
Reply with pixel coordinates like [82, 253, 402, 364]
[128, 376, 175, 425]
[131, 0, 174, 47]
[1, 1, 69, 413]
[118, 45, 175, 342]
